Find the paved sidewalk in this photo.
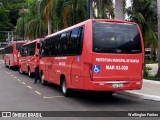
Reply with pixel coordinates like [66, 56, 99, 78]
[121, 63, 160, 102]
[146, 64, 158, 75]
[119, 79, 160, 101]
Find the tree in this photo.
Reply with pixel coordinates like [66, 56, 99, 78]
[115, 0, 124, 20]
[2, 0, 27, 30]
[0, 0, 27, 41]
[16, 0, 47, 39]
[15, 0, 114, 39]
[126, 0, 157, 60]
[156, 0, 160, 77]
[93, 0, 114, 19]
[0, 6, 10, 31]
[39, 0, 54, 35]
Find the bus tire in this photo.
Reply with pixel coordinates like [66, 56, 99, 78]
[19, 66, 23, 74]
[61, 77, 72, 97]
[41, 73, 47, 85]
[28, 68, 32, 78]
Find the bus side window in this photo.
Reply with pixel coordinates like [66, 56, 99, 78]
[68, 27, 83, 55]
[53, 35, 59, 56]
[59, 32, 68, 55]
[40, 41, 46, 56]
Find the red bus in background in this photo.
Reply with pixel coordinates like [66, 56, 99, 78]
[39, 19, 144, 97]
[19, 38, 42, 77]
[4, 41, 27, 68]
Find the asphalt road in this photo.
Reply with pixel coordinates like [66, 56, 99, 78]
[0, 60, 160, 120]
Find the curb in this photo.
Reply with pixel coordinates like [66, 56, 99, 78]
[117, 91, 160, 102]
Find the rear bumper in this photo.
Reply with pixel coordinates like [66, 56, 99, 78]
[83, 77, 143, 91]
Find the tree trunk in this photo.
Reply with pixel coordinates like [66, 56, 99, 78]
[115, 0, 124, 20]
[156, 0, 160, 77]
[90, 0, 93, 19]
[48, 17, 52, 35]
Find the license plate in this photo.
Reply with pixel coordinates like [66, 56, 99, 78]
[112, 83, 123, 88]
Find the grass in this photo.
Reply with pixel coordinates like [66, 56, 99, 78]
[144, 75, 160, 81]
[145, 60, 157, 64]
[143, 66, 160, 81]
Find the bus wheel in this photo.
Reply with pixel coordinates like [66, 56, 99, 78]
[28, 68, 32, 78]
[19, 66, 23, 74]
[41, 73, 47, 85]
[61, 78, 71, 97]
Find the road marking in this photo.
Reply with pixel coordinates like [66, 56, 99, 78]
[27, 86, 32, 89]
[35, 91, 41, 95]
[18, 79, 21, 81]
[22, 82, 26, 85]
[11, 75, 13, 76]
[14, 77, 17, 79]
[43, 96, 64, 99]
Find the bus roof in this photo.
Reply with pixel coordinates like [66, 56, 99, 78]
[22, 38, 44, 46]
[46, 19, 137, 39]
[5, 41, 27, 48]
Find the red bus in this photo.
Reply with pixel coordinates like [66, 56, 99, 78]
[39, 19, 144, 96]
[4, 41, 27, 68]
[19, 38, 42, 77]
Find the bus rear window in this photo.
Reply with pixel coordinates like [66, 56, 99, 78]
[16, 43, 24, 50]
[93, 22, 142, 54]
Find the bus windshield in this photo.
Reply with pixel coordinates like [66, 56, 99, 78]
[93, 22, 142, 54]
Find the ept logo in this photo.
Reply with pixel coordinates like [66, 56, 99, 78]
[93, 65, 101, 73]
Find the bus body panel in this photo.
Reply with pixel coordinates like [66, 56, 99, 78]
[4, 41, 26, 67]
[82, 77, 142, 91]
[40, 57, 48, 80]
[39, 19, 144, 92]
[92, 54, 143, 81]
[45, 57, 53, 82]
[19, 39, 42, 73]
[51, 56, 83, 88]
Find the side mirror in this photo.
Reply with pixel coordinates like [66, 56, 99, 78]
[37, 43, 40, 49]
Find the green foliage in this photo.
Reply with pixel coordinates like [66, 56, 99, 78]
[93, 0, 114, 19]
[145, 75, 160, 81]
[143, 66, 152, 78]
[145, 60, 157, 64]
[0, 0, 27, 41]
[143, 66, 160, 81]
[126, 0, 157, 49]
[16, 0, 114, 39]
[0, 6, 10, 31]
